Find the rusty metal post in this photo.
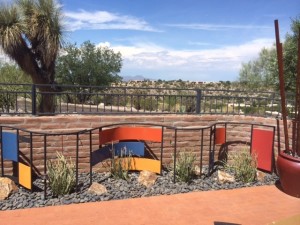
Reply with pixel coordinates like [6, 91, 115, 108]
[295, 28, 300, 156]
[274, 20, 289, 151]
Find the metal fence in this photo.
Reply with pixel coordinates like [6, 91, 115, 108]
[0, 83, 296, 117]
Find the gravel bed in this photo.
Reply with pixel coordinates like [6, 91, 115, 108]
[0, 170, 278, 211]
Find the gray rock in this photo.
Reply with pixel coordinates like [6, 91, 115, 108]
[0, 169, 279, 211]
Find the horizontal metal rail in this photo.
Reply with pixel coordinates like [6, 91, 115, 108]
[0, 83, 295, 118]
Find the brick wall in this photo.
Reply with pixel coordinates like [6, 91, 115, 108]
[0, 114, 289, 174]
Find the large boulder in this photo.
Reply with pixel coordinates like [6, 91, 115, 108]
[256, 170, 266, 182]
[194, 165, 201, 176]
[0, 177, 18, 200]
[217, 170, 235, 184]
[138, 170, 158, 187]
[87, 182, 107, 195]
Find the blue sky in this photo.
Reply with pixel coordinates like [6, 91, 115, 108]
[1, 0, 299, 81]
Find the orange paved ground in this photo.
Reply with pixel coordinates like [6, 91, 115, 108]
[0, 185, 299, 225]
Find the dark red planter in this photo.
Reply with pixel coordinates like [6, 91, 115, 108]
[277, 151, 300, 198]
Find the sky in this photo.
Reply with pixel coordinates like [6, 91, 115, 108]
[1, 0, 299, 82]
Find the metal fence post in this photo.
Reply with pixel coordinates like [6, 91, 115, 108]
[32, 84, 36, 115]
[196, 89, 202, 114]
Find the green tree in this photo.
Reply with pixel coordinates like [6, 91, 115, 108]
[0, 0, 64, 113]
[239, 47, 277, 90]
[56, 41, 122, 86]
[0, 63, 32, 111]
[56, 41, 122, 104]
[283, 17, 300, 91]
[238, 16, 299, 91]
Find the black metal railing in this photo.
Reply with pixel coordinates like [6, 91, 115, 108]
[0, 83, 295, 117]
[0, 122, 276, 198]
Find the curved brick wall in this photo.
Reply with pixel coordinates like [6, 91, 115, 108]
[0, 115, 289, 173]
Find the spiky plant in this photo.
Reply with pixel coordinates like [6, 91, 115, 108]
[47, 152, 75, 196]
[0, 0, 64, 113]
[173, 151, 196, 183]
[223, 148, 257, 183]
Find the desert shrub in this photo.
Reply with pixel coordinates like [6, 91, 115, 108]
[223, 147, 257, 183]
[243, 106, 259, 115]
[132, 95, 156, 111]
[173, 151, 196, 183]
[47, 152, 76, 196]
[0, 64, 31, 112]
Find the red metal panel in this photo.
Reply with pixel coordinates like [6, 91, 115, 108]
[251, 129, 274, 172]
[215, 127, 226, 145]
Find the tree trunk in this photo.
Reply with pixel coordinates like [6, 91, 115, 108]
[4, 43, 58, 115]
[18, 51, 58, 114]
[37, 87, 56, 115]
[31, 72, 58, 115]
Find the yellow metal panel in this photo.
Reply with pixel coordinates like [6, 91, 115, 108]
[116, 157, 161, 174]
[18, 163, 32, 190]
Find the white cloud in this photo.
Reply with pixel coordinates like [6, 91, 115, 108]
[64, 10, 159, 32]
[97, 42, 111, 48]
[166, 23, 272, 31]
[106, 38, 274, 81]
[1, 37, 274, 81]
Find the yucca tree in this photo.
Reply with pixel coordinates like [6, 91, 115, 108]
[0, 0, 64, 113]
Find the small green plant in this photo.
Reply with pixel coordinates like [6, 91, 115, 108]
[223, 147, 257, 183]
[47, 152, 76, 196]
[173, 151, 196, 183]
[110, 145, 132, 180]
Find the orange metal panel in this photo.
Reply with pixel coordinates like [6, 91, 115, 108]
[99, 127, 162, 145]
[215, 127, 226, 145]
[251, 129, 274, 172]
[18, 163, 32, 190]
[99, 128, 116, 145]
[115, 157, 161, 174]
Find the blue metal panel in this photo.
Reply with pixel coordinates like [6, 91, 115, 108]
[91, 147, 110, 166]
[113, 142, 145, 157]
[91, 142, 145, 167]
[2, 132, 18, 162]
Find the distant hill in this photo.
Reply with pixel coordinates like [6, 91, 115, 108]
[122, 75, 153, 82]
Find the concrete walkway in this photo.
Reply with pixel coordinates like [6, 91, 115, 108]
[0, 185, 299, 225]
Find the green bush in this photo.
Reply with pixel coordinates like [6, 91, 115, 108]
[47, 152, 76, 196]
[223, 147, 257, 183]
[173, 151, 196, 183]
